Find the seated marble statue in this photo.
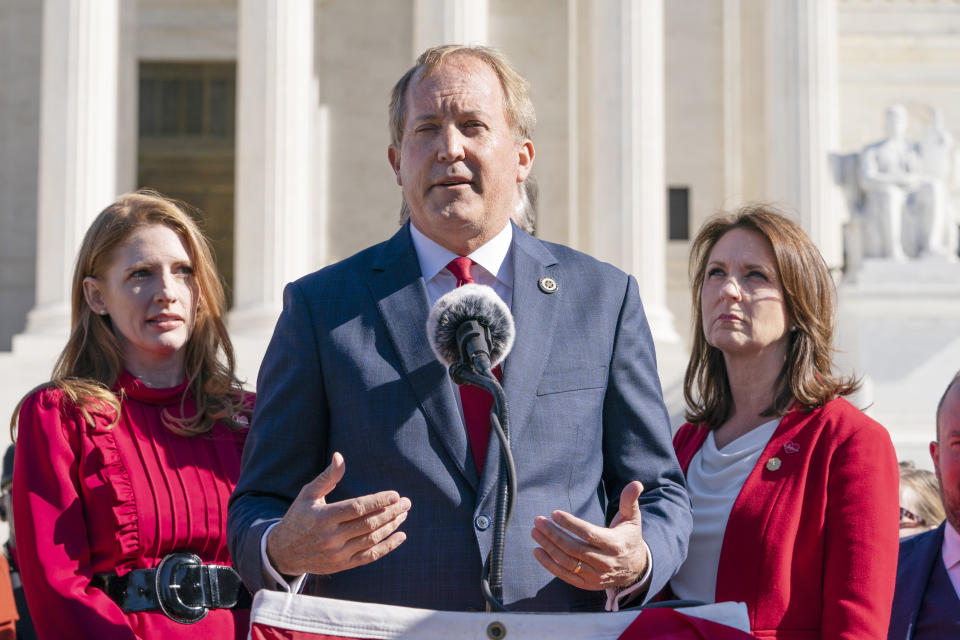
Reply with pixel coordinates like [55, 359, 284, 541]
[918, 108, 958, 257]
[856, 104, 954, 261]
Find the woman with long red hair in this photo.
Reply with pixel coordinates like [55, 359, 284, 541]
[11, 191, 252, 639]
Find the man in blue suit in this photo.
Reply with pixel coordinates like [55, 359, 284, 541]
[227, 44, 690, 612]
[889, 372, 960, 638]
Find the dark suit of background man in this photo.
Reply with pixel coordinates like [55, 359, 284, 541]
[889, 371, 960, 638]
[227, 45, 691, 612]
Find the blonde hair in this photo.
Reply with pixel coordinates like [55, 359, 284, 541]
[899, 461, 946, 528]
[684, 204, 859, 427]
[11, 191, 245, 438]
[388, 44, 536, 148]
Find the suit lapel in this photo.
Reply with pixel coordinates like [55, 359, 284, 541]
[478, 227, 560, 502]
[368, 224, 477, 489]
[896, 524, 945, 638]
[716, 408, 810, 607]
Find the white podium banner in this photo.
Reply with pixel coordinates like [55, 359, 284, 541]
[248, 590, 753, 639]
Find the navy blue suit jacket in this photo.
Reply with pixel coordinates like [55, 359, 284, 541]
[227, 222, 691, 611]
[888, 523, 946, 639]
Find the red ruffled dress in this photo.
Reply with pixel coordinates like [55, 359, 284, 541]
[12, 371, 251, 640]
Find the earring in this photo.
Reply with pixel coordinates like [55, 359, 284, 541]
[100, 309, 108, 316]
[790, 324, 798, 332]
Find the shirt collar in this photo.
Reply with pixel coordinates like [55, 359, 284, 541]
[409, 220, 513, 284]
[943, 519, 960, 570]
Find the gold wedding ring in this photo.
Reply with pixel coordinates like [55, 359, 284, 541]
[573, 560, 583, 575]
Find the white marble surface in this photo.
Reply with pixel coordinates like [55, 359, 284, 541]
[28, 0, 119, 337]
[836, 258, 960, 470]
[231, 0, 316, 331]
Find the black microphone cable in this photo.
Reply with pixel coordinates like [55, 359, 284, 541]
[426, 285, 517, 611]
[450, 362, 516, 611]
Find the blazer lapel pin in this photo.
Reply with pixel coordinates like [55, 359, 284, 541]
[538, 276, 558, 294]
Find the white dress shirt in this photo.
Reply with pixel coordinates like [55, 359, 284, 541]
[670, 419, 780, 603]
[409, 219, 514, 308]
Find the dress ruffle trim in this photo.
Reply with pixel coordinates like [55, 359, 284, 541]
[88, 422, 139, 576]
[39, 387, 137, 570]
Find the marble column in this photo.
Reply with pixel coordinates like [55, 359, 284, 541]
[722, 0, 743, 203]
[116, 0, 139, 195]
[413, 0, 488, 55]
[24, 0, 119, 337]
[765, 0, 844, 270]
[589, 0, 678, 343]
[231, 0, 315, 333]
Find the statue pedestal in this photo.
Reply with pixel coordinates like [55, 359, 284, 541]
[836, 257, 960, 469]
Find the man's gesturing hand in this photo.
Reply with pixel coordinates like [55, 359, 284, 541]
[531, 481, 648, 591]
[266, 452, 411, 576]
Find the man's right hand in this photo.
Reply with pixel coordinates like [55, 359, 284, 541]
[265, 452, 411, 576]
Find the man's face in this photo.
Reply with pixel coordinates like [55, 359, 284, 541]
[388, 55, 534, 255]
[931, 382, 960, 532]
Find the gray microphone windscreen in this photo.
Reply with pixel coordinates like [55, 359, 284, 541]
[426, 284, 515, 368]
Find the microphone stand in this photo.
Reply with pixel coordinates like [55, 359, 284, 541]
[450, 363, 516, 612]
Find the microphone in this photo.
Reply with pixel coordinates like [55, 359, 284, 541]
[426, 284, 515, 376]
[427, 283, 518, 612]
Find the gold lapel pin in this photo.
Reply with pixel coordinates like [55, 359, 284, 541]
[766, 457, 782, 472]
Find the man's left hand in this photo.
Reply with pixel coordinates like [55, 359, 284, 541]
[531, 481, 647, 591]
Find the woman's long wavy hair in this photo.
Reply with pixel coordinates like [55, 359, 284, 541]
[11, 191, 245, 438]
[683, 204, 859, 428]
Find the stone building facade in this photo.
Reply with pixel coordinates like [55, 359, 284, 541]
[2, 0, 959, 469]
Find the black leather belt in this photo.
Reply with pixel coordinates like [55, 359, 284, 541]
[91, 552, 251, 624]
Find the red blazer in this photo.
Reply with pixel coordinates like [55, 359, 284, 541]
[673, 397, 899, 639]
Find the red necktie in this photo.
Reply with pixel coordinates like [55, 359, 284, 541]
[445, 257, 500, 473]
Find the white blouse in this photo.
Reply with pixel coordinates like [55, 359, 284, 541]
[669, 419, 780, 603]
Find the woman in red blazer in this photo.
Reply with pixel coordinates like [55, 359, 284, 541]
[668, 205, 899, 639]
